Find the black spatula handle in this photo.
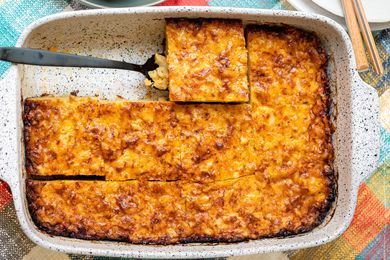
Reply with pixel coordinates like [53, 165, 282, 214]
[0, 47, 142, 72]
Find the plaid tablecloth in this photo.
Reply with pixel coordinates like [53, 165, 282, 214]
[0, 0, 388, 259]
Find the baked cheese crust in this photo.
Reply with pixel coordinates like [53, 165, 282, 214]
[27, 175, 333, 244]
[24, 97, 254, 182]
[27, 180, 186, 244]
[25, 24, 335, 244]
[166, 19, 249, 102]
[247, 25, 333, 194]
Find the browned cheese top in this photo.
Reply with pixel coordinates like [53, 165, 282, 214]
[25, 24, 334, 244]
[24, 98, 253, 182]
[27, 175, 332, 244]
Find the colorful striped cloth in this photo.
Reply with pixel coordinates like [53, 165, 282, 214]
[0, 0, 388, 259]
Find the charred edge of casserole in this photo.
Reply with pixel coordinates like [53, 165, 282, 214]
[26, 180, 43, 231]
[165, 18, 243, 26]
[245, 24, 324, 42]
[23, 99, 40, 176]
[322, 38, 337, 219]
[27, 207, 334, 245]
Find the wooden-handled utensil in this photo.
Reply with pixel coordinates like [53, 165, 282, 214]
[351, 0, 384, 75]
[341, 0, 369, 71]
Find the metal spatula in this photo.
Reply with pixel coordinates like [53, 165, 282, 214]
[0, 47, 159, 80]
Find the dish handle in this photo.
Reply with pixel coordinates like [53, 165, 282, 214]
[351, 73, 380, 184]
[0, 66, 19, 187]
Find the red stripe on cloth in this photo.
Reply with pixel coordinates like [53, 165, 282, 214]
[158, 0, 209, 6]
[0, 181, 12, 211]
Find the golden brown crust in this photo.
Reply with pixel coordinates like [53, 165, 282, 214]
[166, 19, 249, 102]
[173, 103, 255, 181]
[27, 177, 334, 244]
[24, 98, 180, 181]
[24, 97, 254, 182]
[247, 25, 333, 199]
[27, 180, 187, 244]
[25, 23, 335, 244]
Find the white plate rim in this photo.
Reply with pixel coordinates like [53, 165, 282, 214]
[313, 0, 390, 23]
[287, 0, 390, 31]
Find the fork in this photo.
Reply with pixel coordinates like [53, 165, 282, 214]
[0, 47, 159, 80]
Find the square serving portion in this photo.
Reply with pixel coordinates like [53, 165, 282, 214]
[166, 19, 249, 102]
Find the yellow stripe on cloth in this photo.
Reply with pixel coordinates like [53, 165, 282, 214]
[380, 89, 390, 132]
[22, 246, 70, 260]
[290, 236, 359, 260]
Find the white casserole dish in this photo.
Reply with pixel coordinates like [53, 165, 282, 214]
[0, 7, 379, 258]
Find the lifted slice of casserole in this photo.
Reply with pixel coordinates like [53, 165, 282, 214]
[166, 19, 249, 102]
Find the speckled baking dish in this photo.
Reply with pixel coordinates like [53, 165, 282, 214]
[0, 7, 379, 258]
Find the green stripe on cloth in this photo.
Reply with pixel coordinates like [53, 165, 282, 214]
[208, 0, 285, 9]
[366, 156, 390, 208]
[379, 126, 390, 165]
